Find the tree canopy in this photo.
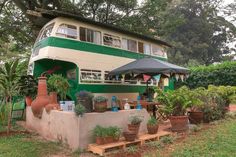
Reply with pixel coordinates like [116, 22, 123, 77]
[0, 0, 235, 66]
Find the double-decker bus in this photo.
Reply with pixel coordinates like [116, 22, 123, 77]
[28, 15, 173, 102]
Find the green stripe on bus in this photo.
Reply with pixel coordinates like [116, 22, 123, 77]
[77, 84, 147, 93]
[34, 37, 167, 61]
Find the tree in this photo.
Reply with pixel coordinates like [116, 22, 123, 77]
[165, 0, 236, 65]
[0, 59, 20, 134]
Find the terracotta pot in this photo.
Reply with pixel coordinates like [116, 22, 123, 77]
[104, 136, 114, 144]
[96, 137, 105, 145]
[25, 96, 33, 106]
[188, 111, 203, 124]
[45, 92, 60, 113]
[123, 131, 136, 142]
[169, 116, 189, 132]
[94, 101, 107, 112]
[147, 124, 159, 134]
[31, 77, 49, 118]
[128, 124, 140, 137]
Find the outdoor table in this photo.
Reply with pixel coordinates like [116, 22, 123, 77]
[127, 100, 160, 119]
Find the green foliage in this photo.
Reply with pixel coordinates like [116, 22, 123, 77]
[47, 74, 70, 100]
[0, 59, 20, 99]
[0, 103, 8, 126]
[128, 114, 143, 125]
[147, 116, 158, 126]
[146, 141, 163, 149]
[93, 96, 108, 103]
[167, 0, 236, 65]
[156, 86, 194, 116]
[160, 136, 174, 145]
[92, 125, 121, 138]
[18, 75, 37, 98]
[193, 86, 228, 122]
[182, 62, 236, 89]
[74, 104, 86, 117]
[125, 146, 139, 153]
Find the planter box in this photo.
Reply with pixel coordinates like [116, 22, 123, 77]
[26, 107, 150, 150]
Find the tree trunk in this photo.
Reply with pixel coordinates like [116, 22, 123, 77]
[7, 95, 12, 135]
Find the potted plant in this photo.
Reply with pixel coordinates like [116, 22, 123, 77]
[147, 116, 159, 134]
[76, 90, 94, 113]
[18, 75, 37, 106]
[92, 125, 106, 145]
[128, 114, 143, 136]
[47, 74, 70, 112]
[94, 96, 108, 112]
[156, 86, 192, 132]
[188, 88, 204, 124]
[110, 126, 121, 142]
[74, 104, 86, 117]
[123, 131, 137, 142]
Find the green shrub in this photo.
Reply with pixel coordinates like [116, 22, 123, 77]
[193, 86, 227, 122]
[156, 86, 193, 116]
[181, 61, 236, 89]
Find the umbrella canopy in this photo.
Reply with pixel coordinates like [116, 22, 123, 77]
[109, 58, 189, 76]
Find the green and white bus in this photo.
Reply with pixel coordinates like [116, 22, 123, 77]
[28, 16, 173, 102]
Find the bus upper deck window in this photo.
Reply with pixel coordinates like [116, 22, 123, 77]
[56, 24, 78, 39]
[40, 23, 55, 40]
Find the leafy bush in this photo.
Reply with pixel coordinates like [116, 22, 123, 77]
[156, 86, 194, 116]
[74, 104, 86, 117]
[193, 86, 227, 122]
[181, 62, 236, 89]
[18, 75, 37, 98]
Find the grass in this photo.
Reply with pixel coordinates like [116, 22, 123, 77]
[1, 116, 236, 157]
[143, 117, 236, 157]
[0, 133, 68, 157]
[170, 119, 236, 157]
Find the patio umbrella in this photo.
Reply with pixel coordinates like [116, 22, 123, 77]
[108, 57, 189, 100]
[109, 57, 189, 76]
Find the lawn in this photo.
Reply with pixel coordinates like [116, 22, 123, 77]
[1, 117, 236, 157]
[145, 117, 236, 157]
[170, 119, 236, 157]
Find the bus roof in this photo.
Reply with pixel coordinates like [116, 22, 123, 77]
[28, 9, 172, 47]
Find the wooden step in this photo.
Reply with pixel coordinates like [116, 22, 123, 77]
[139, 131, 171, 145]
[88, 131, 172, 156]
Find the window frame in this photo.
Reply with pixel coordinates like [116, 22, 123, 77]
[56, 23, 78, 39]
